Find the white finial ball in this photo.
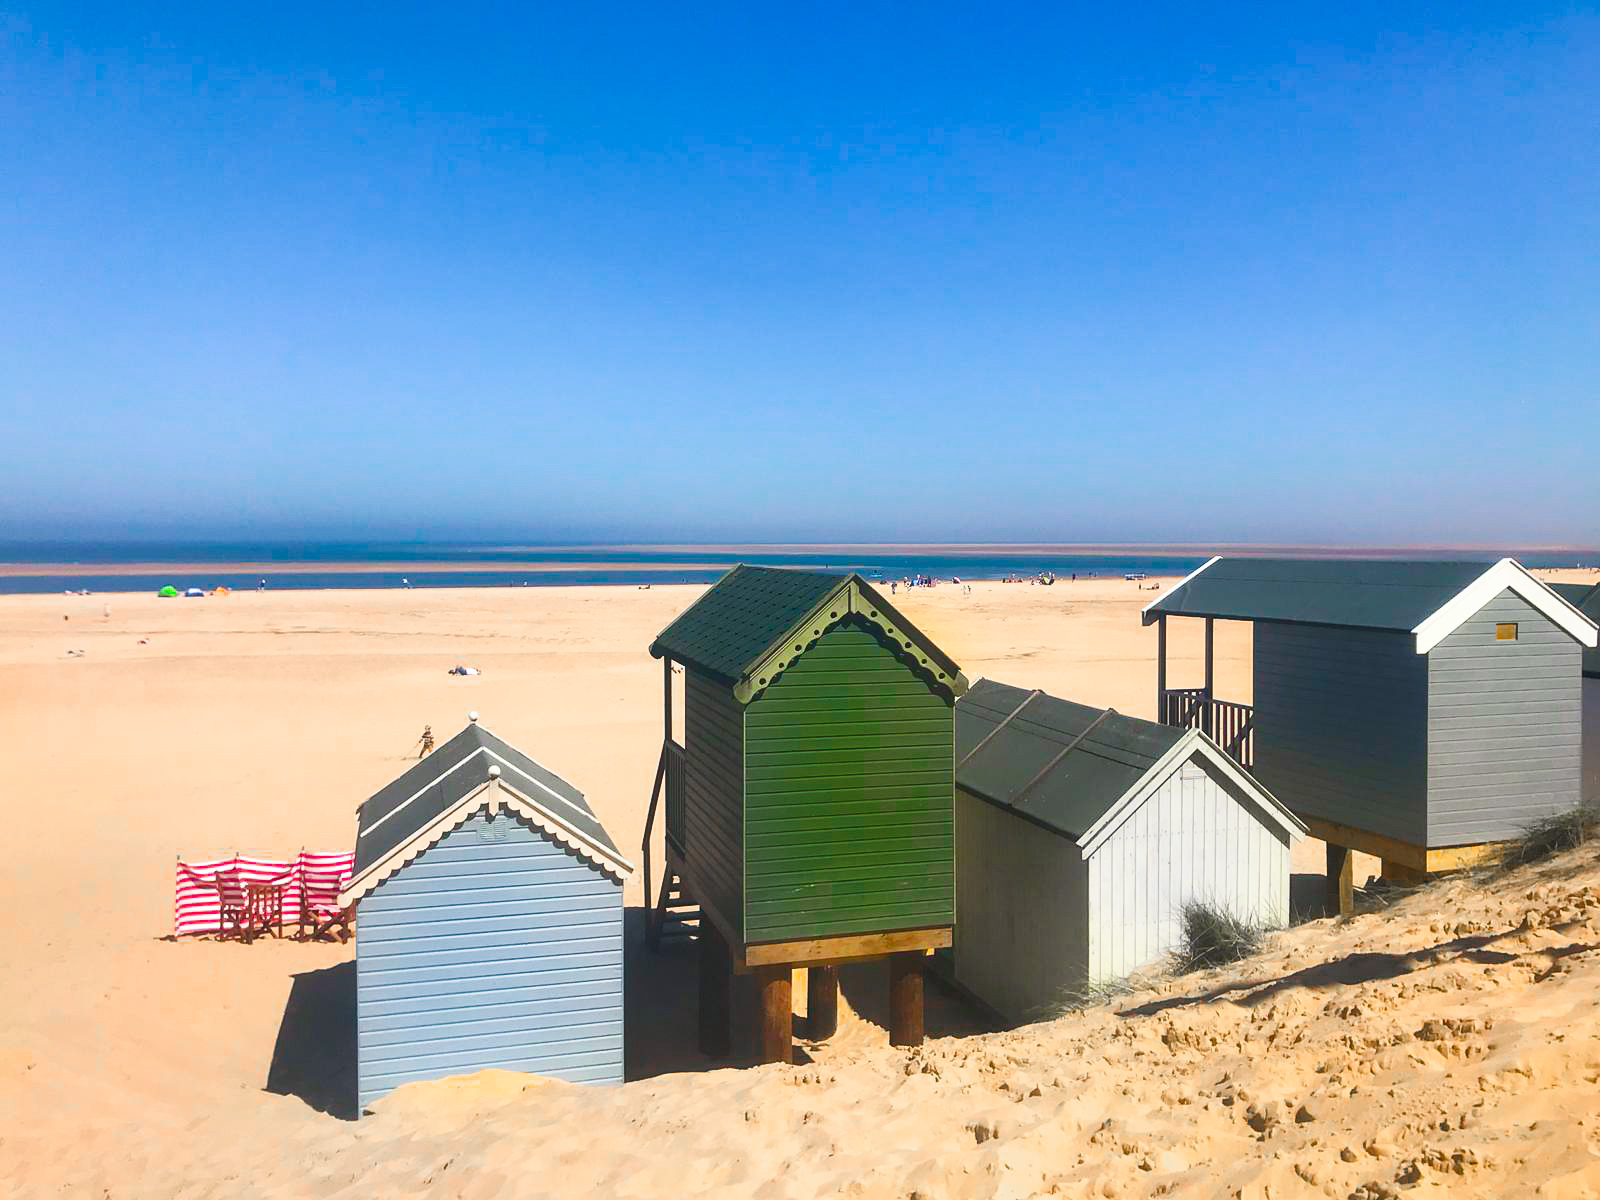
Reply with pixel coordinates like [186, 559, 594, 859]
[468, 711, 480, 723]
[487, 764, 501, 778]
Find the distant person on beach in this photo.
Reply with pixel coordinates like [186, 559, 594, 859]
[258, 578, 266, 591]
[416, 725, 435, 757]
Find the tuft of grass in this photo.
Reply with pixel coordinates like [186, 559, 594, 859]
[1053, 974, 1139, 1015]
[1499, 803, 1600, 872]
[1172, 900, 1270, 974]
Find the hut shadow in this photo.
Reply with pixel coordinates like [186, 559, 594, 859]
[836, 955, 997, 1040]
[1118, 927, 1599, 1020]
[265, 961, 358, 1120]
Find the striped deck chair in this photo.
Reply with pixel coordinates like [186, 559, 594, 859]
[296, 850, 356, 942]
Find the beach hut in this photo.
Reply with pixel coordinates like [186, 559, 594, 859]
[952, 679, 1304, 1023]
[644, 565, 967, 1063]
[1142, 558, 1598, 911]
[1551, 582, 1600, 803]
[338, 715, 632, 1111]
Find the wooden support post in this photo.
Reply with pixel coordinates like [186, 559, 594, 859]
[663, 656, 673, 743]
[888, 952, 925, 1048]
[1156, 614, 1168, 722]
[697, 922, 731, 1058]
[756, 966, 792, 1065]
[1326, 842, 1354, 916]
[1203, 618, 1215, 735]
[806, 965, 838, 1041]
[1381, 859, 1428, 886]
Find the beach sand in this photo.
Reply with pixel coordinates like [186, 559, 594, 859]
[3, 573, 1597, 1197]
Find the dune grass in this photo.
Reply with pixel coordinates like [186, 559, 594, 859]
[1172, 900, 1271, 974]
[1499, 803, 1600, 872]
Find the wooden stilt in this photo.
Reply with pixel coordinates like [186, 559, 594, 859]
[1156, 614, 1168, 721]
[806, 965, 838, 1041]
[1381, 859, 1427, 886]
[697, 922, 731, 1058]
[888, 952, 925, 1048]
[1203, 617, 1215, 735]
[1326, 842, 1354, 916]
[756, 966, 792, 1065]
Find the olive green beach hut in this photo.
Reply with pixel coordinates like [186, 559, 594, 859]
[643, 565, 968, 1063]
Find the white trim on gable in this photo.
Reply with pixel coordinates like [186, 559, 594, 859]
[340, 777, 634, 907]
[1075, 729, 1306, 859]
[1411, 558, 1599, 655]
[1140, 556, 1221, 625]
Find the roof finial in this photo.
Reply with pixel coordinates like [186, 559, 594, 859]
[487, 764, 501, 778]
[468, 710, 480, 723]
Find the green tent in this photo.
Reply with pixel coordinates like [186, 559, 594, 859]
[157, 585, 178, 598]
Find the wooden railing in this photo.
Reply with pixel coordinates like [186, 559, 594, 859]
[664, 740, 686, 854]
[1160, 688, 1254, 771]
[641, 739, 687, 950]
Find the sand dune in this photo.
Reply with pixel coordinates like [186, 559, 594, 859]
[2, 574, 1596, 1197]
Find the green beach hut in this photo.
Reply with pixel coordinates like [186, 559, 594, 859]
[644, 565, 967, 1063]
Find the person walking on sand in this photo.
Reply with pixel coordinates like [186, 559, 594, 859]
[416, 725, 435, 757]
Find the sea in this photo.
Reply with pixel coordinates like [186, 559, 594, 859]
[0, 542, 1591, 595]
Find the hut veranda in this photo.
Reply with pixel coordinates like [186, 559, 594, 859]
[1144, 557, 1599, 911]
[645, 565, 967, 1064]
[952, 679, 1305, 1023]
[340, 717, 631, 1112]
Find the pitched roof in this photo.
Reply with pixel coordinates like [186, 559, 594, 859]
[650, 564, 966, 701]
[1143, 556, 1598, 652]
[1551, 582, 1600, 677]
[955, 679, 1305, 848]
[342, 720, 630, 904]
[956, 679, 1184, 839]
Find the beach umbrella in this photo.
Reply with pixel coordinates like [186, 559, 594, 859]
[157, 586, 178, 598]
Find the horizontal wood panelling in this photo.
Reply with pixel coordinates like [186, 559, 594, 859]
[682, 668, 745, 941]
[744, 617, 954, 943]
[1427, 590, 1582, 845]
[1253, 622, 1427, 843]
[357, 813, 622, 1108]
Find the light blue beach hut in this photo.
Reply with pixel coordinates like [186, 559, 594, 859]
[339, 714, 632, 1111]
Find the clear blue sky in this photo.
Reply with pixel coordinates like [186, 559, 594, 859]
[3, 4, 1596, 546]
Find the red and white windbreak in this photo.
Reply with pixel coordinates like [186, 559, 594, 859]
[174, 851, 354, 936]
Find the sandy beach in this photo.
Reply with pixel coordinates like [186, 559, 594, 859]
[3, 573, 1598, 1197]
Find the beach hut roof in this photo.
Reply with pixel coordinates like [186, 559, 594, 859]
[1551, 582, 1600, 677]
[341, 719, 631, 906]
[956, 678, 1304, 851]
[649, 564, 967, 702]
[1142, 556, 1598, 653]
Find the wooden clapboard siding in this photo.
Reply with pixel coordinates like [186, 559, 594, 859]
[1253, 622, 1428, 844]
[683, 667, 745, 942]
[1087, 760, 1291, 984]
[953, 788, 1088, 1023]
[742, 616, 954, 943]
[356, 813, 623, 1109]
[1427, 590, 1582, 844]
[1582, 677, 1600, 805]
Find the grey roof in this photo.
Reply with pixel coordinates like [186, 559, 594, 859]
[353, 722, 621, 876]
[1143, 557, 1499, 631]
[955, 679, 1186, 840]
[1551, 582, 1600, 676]
[649, 563, 962, 690]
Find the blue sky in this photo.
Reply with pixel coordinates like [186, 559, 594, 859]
[2, 4, 1596, 545]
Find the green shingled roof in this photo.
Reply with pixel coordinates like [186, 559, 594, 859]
[650, 564, 965, 700]
[1143, 557, 1501, 630]
[1551, 582, 1600, 677]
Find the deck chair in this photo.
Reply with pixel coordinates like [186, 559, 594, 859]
[296, 851, 354, 942]
[214, 870, 249, 941]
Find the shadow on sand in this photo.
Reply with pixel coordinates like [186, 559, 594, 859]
[265, 961, 358, 1120]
